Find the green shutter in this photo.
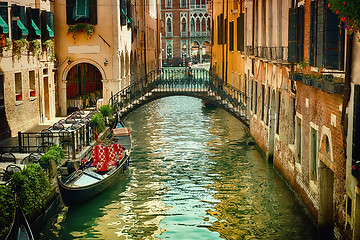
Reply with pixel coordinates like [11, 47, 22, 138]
[296, 6, 304, 62]
[316, 0, 325, 67]
[229, 21, 234, 51]
[0, 15, 8, 34]
[121, 0, 127, 25]
[237, 13, 244, 51]
[309, 1, 316, 66]
[73, 0, 89, 21]
[288, 8, 297, 62]
[353, 85, 360, 163]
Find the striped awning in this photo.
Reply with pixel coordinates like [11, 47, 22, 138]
[0, 15, 9, 34]
[31, 20, 41, 36]
[17, 20, 28, 36]
[73, 0, 89, 21]
[47, 25, 54, 37]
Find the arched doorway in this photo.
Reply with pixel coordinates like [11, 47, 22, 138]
[66, 63, 102, 114]
[202, 41, 211, 62]
[191, 41, 200, 64]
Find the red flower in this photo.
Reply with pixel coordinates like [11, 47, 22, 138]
[343, 1, 345, 4]
[341, 16, 347, 22]
[328, 3, 331, 8]
[336, 10, 339, 14]
[352, 165, 356, 170]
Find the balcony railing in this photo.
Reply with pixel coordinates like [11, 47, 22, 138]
[246, 45, 288, 62]
[166, 32, 173, 37]
[189, 4, 206, 9]
[190, 31, 210, 37]
[181, 31, 188, 37]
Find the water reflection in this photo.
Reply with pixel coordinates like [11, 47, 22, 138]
[38, 96, 317, 239]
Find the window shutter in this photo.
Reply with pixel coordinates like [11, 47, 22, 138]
[237, 13, 244, 52]
[229, 21, 234, 51]
[224, 18, 227, 45]
[217, 15, 222, 45]
[89, 0, 97, 25]
[121, 0, 127, 26]
[324, 6, 340, 69]
[288, 8, 297, 62]
[66, 0, 75, 25]
[296, 6, 304, 62]
[309, 1, 316, 66]
[353, 85, 360, 174]
[316, 0, 325, 68]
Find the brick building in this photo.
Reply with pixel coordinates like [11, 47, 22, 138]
[161, 0, 211, 67]
[211, 0, 353, 238]
[0, 0, 56, 139]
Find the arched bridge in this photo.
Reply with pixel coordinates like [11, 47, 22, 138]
[109, 68, 249, 127]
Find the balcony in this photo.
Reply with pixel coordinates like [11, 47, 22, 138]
[289, 72, 344, 94]
[181, 31, 188, 37]
[166, 32, 173, 37]
[190, 31, 210, 37]
[246, 45, 288, 62]
[189, 4, 206, 9]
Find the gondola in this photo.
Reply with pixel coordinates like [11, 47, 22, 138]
[5, 201, 34, 240]
[56, 117, 131, 206]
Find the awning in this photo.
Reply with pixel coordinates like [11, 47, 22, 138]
[0, 15, 9, 34]
[46, 25, 54, 37]
[73, 0, 89, 21]
[121, 9, 134, 23]
[17, 20, 28, 36]
[31, 20, 41, 36]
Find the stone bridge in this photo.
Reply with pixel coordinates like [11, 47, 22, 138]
[109, 68, 249, 127]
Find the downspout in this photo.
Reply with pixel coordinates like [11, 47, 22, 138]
[342, 34, 353, 150]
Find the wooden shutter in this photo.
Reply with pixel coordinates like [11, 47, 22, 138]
[217, 14, 222, 45]
[296, 6, 304, 62]
[224, 18, 227, 45]
[66, 0, 75, 25]
[89, 0, 97, 25]
[237, 13, 244, 52]
[309, 1, 316, 66]
[316, 0, 325, 67]
[324, 6, 340, 69]
[288, 8, 297, 62]
[353, 85, 360, 165]
[229, 21, 234, 51]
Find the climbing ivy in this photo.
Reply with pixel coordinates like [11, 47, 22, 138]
[42, 39, 55, 61]
[28, 39, 42, 59]
[12, 38, 28, 60]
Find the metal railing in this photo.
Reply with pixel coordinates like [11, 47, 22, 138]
[190, 31, 210, 37]
[245, 45, 288, 62]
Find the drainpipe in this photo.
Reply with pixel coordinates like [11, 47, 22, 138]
[143, 0, 147, 75]
[341, 34, 353, 150]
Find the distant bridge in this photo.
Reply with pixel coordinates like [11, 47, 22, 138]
[109, 68, 249, 127]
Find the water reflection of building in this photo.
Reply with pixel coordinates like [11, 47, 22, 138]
[161, 0, 211, 67]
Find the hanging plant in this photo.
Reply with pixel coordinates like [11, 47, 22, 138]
[67, 23, 94, 40]
[12, 38, 29, 60]
[42, 39, 55, 61]
[0, 38, 12, 56]
[328, 1, 360, 37]
[28, 39, 42, 59]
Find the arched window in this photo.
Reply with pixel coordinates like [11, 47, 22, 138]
[181, 18, 187, 32]
[196, 18, 200, 32]
[190, 18, 195, 32]
[167, 18, 172, 33]
[207, 18, 210, 31]
[201, 18, 206, 32]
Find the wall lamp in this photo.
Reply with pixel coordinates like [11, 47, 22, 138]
[67, 58, 72, 65]
[104, 58, 109, 66]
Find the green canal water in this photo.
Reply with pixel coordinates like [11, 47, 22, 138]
[37, 96, 318, 239]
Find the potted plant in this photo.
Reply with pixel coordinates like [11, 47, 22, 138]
[90, 113, 105, 133]
[67, 23, 94, 40]
[15, 93, 22, 101]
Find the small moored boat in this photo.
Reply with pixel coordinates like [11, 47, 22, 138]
[56, 118, 131, 206]
[5, 201, 34, 240]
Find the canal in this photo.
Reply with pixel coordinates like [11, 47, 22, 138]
[37, 96, 318, 239]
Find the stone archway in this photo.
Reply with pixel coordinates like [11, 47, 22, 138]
[201, 41, 211, 63]
[191, 41, 200, 64]
[65, 63, 103, 114]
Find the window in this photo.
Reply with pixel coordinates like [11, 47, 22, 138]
[0, 74, 4, 106]
[191, 18, 195, 32]
[66, 0, 97, 25]
[15, 73, 22, 101]
[166, 13, 172, 36]
[167, 18, 172, 33]
[296, 116, 302, 164]
[250, 79, 253, 111]
[181, 14, 187, 33]
[165, 0, 172, 8]
[237, 13, 244, 51]
[0, 2, 9, 38]
[261, 84, 265, 121]
[289, 96, 296, 144]
[276, 91, 281, 134]
[217, 14, 223, 44]
[266, 86, 270, 125]
[310, 126, 318, 181]
[26, 8, 41, 40]
[181, 0, 187, 8]
[288, 6, 304, 63]
[166, 40, 173, 59]
[352, 85, 360, 178]
[29, 71, 36, 97]
[254, 81, 258, 114]
[11, 5, 28, 40]
[229, 21, 234, 51]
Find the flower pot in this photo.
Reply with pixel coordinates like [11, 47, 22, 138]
[30, 90, 36, 97]
[16, 93, 22, 101]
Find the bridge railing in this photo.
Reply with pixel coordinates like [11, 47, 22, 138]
[109, 67, 248, 117]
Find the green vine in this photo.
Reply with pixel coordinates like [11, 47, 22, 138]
[328, 0, 360, 36]
[0, 38, 12, 56]
[12, 38, 28, 60]
[42, 39, 55, 61]
[28, 39, 42, 59]
[67, 23, 94, 40]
